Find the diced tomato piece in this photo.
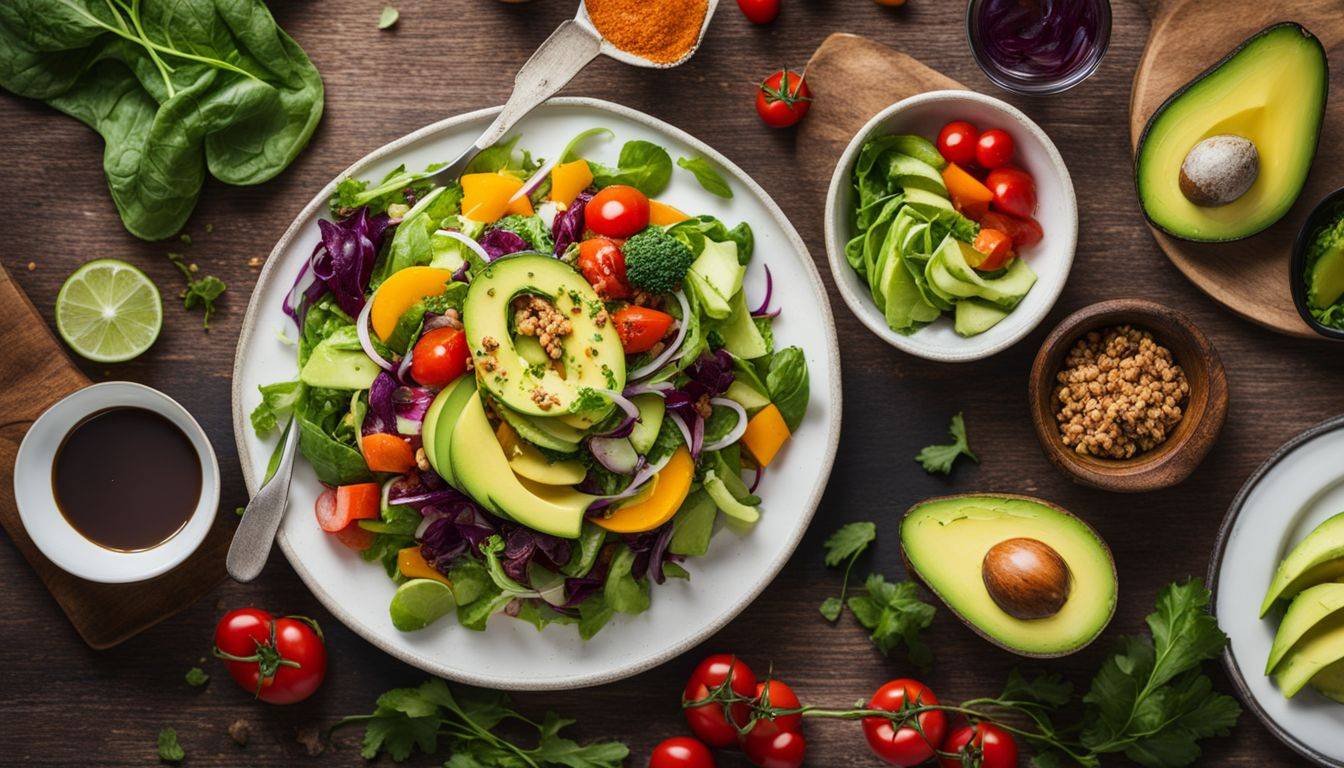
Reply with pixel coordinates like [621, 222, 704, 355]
[613, 305, 675, 354]
[978, 211, 1043, 249]
[972, 228, 1015, 272]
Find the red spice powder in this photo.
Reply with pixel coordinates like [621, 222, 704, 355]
[585, 0, 709, 64]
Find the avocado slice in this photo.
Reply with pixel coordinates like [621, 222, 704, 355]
[299, 327, 381, 390]
[1274, 610, 1344, 698]
[426, 375, 478, 487]
[1260, 511, 1344, 616]
[448, 391, 593, 537]
[1266, 582, 1344, 675]
[1135, 23, 1327, 242]
[492, 398, 583, 453]
[628, 394, 666, 455]
[1307, 236, 1344, 311]
[462, 253, 625, 417]
[901, 494, 1117, 658]
[1309, 659, 1344, 704]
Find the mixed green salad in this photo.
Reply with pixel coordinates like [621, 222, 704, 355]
[251, 130, 809, 638]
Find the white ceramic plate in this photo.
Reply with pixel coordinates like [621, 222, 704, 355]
[1210, 415, 1344, 767]
[824, 91, 1078, 362]
[231, 98, 841, 690]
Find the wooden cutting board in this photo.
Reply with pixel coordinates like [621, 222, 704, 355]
[0, 264, 230, 649]
[797, 33, 965, 186]
[1130, 0, 1344, 338]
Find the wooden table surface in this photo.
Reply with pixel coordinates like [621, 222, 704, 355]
[1, 1, 1337, 765]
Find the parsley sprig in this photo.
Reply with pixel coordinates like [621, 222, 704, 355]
[167, 253, 226, 329]
[915, 412, 978, 475]
[692, 580, 1238, 768]
[336, 678, 628, 766]
[819, 522, 875, 621]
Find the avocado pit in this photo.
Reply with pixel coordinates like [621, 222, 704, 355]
[1178, 135, 1258, 207]
[982, 537, 1072, 620]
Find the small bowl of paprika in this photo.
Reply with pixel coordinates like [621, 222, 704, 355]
[577, 0, 719, 68]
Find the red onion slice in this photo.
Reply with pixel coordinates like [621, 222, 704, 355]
[510, 159, 557, 203]
[396, 347, 415, 382]
[438, 229, 491, 265]
[629, 290, 691, 381]
[356, 299, 396, 371]
[588, 436, 640, 474]
[749, 264, 775, 316]
[592, 387, 639, 439]
[701, 397, 749, 453]
[624, 381, 674, 398]
[748, 462, 764, 493]
[691, 414, 705, 457]
[585, 450, 674, 513]
[668, 411, 693, 457]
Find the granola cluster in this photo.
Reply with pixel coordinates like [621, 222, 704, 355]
[1053, 325, 1189, 459]
[513, 296, 572, 360]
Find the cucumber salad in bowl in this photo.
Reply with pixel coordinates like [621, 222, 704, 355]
[250, 130, 809, 638]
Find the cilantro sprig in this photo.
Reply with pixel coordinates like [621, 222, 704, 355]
[337, 678, 628, 766]
[848, 574, 937, 668]
[915, 412, 978, 475]
[819, 521, 876, 621]
[167, 253, 226, 329]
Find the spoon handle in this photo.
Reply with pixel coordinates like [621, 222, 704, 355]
[429, 20, 601, 184]
[226, 419, 301, 582]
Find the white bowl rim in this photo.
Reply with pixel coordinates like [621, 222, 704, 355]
[13, 381, 220, 584]
[230, 96, 843, 690]
[823, 89, 1078, 363]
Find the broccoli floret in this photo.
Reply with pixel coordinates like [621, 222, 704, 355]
[623, 227, 694, 294]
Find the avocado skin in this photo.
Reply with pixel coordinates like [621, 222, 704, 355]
[1134, 22, 1328, 243]
[900, 493, 1117, 658]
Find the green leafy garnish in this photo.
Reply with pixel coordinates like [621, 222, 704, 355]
[337, 678, 628, 766]
[167, 254, 226, 329]
[0, 0, 323, 240]
[590, 140, 672, 196]
[378, 5, 399, 28]
[847, 573, 936, 667]
[820, 521, 875, 621]
[915, 412, 978, 475]
[157, 727, 184, 763]
[677, 156, 733, 198]
[568, 386, 609, 414]
[184, 667, 209, 687]
[765, 346, 809, 432]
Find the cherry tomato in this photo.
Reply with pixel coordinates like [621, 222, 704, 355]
[978, 210, 1044, 249]
[938, 723, 1019, 768]
[683, 654, 758, 747]
[863, 679, 946, 767]
[975, 128, 1015, 169]
[410, 326, 469, 387]
[756, 69, 811, 128]
[213, 609, 327, 705]
[742, 729, 806, 768]
[650, 737, 716, 768]
[577, 238, 632, 300]
[752, 680, 803, 734]
[586, 186, 650, 239]
[986, 167, 1037, 219]
[736, 0, 779, 24]
[972, 228, 1015, 272]
[613, 305, 675, 354]
[937, 121, 979, 167]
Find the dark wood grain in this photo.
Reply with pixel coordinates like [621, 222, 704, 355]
[1026, 299, 1228, 493]
[0, 0, 1335, 765]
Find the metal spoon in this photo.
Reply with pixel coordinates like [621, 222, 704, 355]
[226, 1, 717, 582]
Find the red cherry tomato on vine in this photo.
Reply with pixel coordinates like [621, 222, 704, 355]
[975, 128, 1016, 169]
[586, 185, 650, 239]
[750, 679, 803, 734]
[410, 326, 469, 387]
[742, 729, 806, 768]
[939, 723, 1019, 768]
[986, 167, 1037, 218]
[650, 736, 716, 768]
[577, 238, 632, 299]
[736, 0, 779, 24]
[213, 608, 327, 705]
[613, 305, 674, 354]
[756, 69, 811, 128]
[683, 654, 757, 747]
[863, 679, 946, 766]
[937, 121, 980, 167]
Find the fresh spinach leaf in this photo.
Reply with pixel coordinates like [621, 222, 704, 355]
[669, 488, 717, 557]
[604, 544, 650, 615]
[559, 126, 614, 163]
[677, 155, 733, 198]
[591, 140, 672, 196]
[250, 380, 304, 437]
[0, 0, 324, 240]
[765, 346, 809, 431]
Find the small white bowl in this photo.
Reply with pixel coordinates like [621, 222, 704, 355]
[824, 90, 1078, 362]
[13, 381, 219, 584]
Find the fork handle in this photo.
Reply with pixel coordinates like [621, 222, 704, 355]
[433, 20, 602, 182]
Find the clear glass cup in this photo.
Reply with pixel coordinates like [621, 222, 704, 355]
[966, 0, 1112, 96]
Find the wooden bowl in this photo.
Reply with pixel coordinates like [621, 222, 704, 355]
[1028, 299, 1228, 493]
[1289, 185, 1344, 342]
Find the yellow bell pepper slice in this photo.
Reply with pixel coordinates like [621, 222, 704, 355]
[462, 172, 524, 223]
[370, 266, 456, 341]
[397, 547, 451, 586]
[649, 200, 691, 226]
[549, 160, 594, 206]
[741, 404, 790, 468]
[593, 447, 694, 533]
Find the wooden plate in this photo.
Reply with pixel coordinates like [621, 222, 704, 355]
[1129, 0, 1344, 338]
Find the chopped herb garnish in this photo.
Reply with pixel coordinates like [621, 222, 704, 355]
[915, 412, 978, 475]
[820, 521, 876, 621]
[167, 253, 226, 329]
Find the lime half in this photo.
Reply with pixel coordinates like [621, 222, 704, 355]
[390, 578, 456, 632]
[56, 259, 162, 362]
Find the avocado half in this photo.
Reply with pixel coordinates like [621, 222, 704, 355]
[1135, 22, 1328, 242]
[900, 494, 1117, 658]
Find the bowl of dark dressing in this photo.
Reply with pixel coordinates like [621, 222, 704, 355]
[14, 382, 218, 583]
